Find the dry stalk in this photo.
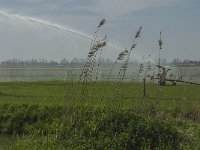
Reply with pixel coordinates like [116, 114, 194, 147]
[72, 19, 107, 101]
[115, 26, 142, 94]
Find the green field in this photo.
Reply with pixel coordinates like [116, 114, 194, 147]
[0, 80, 200, 149]
[0, 80, 199, 106]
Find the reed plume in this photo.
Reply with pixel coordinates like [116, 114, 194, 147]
[115, 26, 142, 94]
[73, 19, 107, 101]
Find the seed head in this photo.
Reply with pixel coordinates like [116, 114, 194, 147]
[158, 31, 163, 49]
[98, 19, 106, 28]
[117, 49, 129, 60]
[131, 43, 137, 51]
[135, 26, 142, 39]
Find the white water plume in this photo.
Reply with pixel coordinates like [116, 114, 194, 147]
[0, 10, 93, 40]
[0, 11, 123, 50]
[0, 10, 152, 62]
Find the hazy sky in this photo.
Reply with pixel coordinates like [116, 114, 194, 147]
[0, 0, 200, 62]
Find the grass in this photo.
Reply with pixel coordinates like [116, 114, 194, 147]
[1, 80, 199, 104]
[0, 80, 200, 149]
[0, 81, 199, 115]
[0, 81, 66, 105]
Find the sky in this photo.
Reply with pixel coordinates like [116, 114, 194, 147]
[0, 0, 200, 62]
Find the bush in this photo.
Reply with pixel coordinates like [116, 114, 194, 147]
[0, 104, 64, 134]
[0, 104, 186, 149]
[59, 106, 184, 149]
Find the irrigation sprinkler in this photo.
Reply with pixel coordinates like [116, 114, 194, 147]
[154, 65, 200, 86]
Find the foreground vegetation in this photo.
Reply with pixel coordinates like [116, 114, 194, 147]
[0, 81, 199, 149]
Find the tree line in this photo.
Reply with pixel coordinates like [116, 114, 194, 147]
[1, 58, 200, 68]
[170, 58, 200, 67]
[0, 58, 139, 68]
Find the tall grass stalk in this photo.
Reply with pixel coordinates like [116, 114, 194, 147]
[91, 37, 107, 98]
[115, 26, 142, 94]
[72, 19, 106, 101]
[100, 48, 129, 100]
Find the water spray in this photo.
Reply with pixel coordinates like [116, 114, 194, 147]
[0, 10, 152, 62]
[0, 10, 92, 40]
